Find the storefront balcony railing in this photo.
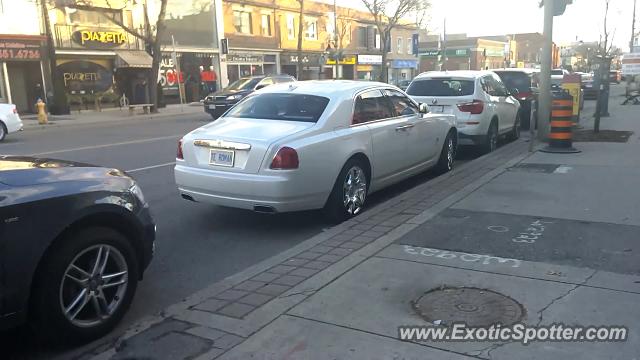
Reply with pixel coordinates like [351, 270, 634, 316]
[54, 24, 145, 51]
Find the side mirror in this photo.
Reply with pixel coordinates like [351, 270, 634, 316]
[418, 103, 429, 114]
[255, 84, 268, 90]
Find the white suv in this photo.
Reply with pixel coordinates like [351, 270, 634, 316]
[0, 103, 23, 142]
[406, 71, 520, 153]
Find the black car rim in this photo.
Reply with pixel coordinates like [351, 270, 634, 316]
[343, 166, 367, 215]
[490, 126, 497, 151]
[59, 244, 129, 328]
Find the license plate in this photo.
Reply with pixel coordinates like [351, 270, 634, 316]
[209, 149, 234, 167]
[208, 104, 216, 110]
[430, 105, 445, 113]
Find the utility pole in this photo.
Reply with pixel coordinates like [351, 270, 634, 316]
[537, 0, 555, 141]
[441, 18, 447, 71]
[632, 0, 637, 53]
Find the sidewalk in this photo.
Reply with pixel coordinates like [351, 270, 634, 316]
[81, 89, 639, 360]
[20, 102, 204, 130]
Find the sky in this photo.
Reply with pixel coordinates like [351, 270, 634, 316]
[337, 0, 636, 50]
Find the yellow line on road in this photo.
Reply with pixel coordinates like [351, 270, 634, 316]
[29, 135, 181, 156]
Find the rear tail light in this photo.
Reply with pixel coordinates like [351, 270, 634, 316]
[177, 139, 184, 160]
[12, 107, 18, 114]
[457, 100, 484, 114]
[270, 147, 299, 169]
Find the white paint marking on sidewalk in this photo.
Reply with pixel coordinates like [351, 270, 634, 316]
[29, 135, 181, 156]
[126, 162, 176, 173]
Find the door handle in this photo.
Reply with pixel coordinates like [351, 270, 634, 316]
[395, 124, 414, 131]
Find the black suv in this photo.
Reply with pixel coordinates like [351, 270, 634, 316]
[494, 69, 540, 130]
[0, 156, 155, 343]
[203, 75, 296, 119]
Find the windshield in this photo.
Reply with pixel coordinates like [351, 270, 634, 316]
[407, 79, 475, 96]
[495, 72, 534, 93]
[225, 93, 330, 122]
[225, 78, 261, 91]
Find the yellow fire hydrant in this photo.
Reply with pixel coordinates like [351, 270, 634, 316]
[36, 99, 48, 125]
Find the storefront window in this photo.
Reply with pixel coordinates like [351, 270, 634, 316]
[239, 65, 252, 78]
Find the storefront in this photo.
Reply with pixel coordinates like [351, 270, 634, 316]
[390, 59, 418, 85]
[160, 52, 219, 104]
[280, 52, 325, 80]
[325, 55, 357, 79]
[357, 54, 383, 81]
[55, 56, 116, 109]
[226, 53, 278, 83]
[0, 35, 47, 113]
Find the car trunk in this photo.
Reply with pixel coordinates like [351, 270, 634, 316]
[185, 117, 314, 174]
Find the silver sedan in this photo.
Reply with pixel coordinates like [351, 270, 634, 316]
[175, 80, 457, 221]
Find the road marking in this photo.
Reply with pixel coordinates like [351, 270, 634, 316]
[29, 135, 181, 156]
[554, 165, 573, 174]
[126, 162, 176, 173]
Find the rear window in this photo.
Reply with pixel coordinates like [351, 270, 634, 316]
[406, 79, 475, 96]
[551, 70, 564, 76]
[495, 72, 533, 93]
[225, 93, 329, 123]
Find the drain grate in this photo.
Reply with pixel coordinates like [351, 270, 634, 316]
[507, 163, 560, 173]
[412, 287, 525, 327]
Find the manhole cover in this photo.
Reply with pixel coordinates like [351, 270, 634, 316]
[412, 287, 525, 327]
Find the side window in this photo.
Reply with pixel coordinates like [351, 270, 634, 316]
[257, 78, 274, 88]
[492, 75, 508, 96]
[481, 76, 497, 96]
[385, 89, 418, 117]
[353, 90, 393, 124]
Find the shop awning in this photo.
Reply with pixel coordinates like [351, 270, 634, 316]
[115, 50, 153, 69]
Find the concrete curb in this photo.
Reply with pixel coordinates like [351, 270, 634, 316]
[86, 140, 535, 360]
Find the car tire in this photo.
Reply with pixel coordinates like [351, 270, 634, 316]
[435, 130, 456, 174]
[324, 158, 369, 223]
[30, 227, 139, 344]
[507, 113, 521, 141]
[481, 120, 498, 154]
[0, 121, 6, 142]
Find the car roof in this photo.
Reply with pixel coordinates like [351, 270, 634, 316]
[413, 70, 495, 80]
[257, 80, 394, 98]
[493, 68, 540, 74]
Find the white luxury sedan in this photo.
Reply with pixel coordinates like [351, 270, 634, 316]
[0, 103, 24, 141]
[407, 71, 520, 153]
[175, 80, 457, 221]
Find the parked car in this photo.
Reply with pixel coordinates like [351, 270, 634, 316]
[0, 156, 155, 343]
[406, 70, 520, 153]
[0, 103, 24, 141]
[397, 80, 412, 91]
[582, 77, 598, 100]
[493, 68, 539, 130]
[551, 68, 569, 86]
[609, 70, 621, 84]
[203, 75, 296, 119]
[176, 80, 457, 221]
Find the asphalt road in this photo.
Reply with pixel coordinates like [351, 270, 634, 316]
[0, 110, 487, 358]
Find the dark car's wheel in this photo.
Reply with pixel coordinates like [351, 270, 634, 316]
[31, 227, 139, 343]
[481, 120, 498, 154]
[508, 113, 521, 141]
[0, 121, 6, 141]
[324, 158, 369, 223]
[435, 131, 456, 174]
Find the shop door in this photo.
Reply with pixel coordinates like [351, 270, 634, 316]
[6, 64, 28, 112]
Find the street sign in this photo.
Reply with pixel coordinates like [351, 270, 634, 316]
[220, 39, 229, 55]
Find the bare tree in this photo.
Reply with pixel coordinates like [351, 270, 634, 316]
[336, 9, 354, 50]
[360, 0, 429, 82]
[67, 0, 169, 112]
[296, 0, 305, 80]
[594, 0, 617, 131]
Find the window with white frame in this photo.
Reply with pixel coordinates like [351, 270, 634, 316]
[397, 37, 402, 54]
[287, 14, 295, 40]
[407, 38, 412, 54]
[305, 18, 317, 40]
[261, 14, 271, 36]
[233, 10, 252, 34]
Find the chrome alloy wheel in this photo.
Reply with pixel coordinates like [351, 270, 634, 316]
[445, 137, 455, 170]
[343, 166, 367, 215]
[59, 245, 129, 328]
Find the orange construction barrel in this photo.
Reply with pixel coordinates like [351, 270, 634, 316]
[541, 89, 580, 153]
